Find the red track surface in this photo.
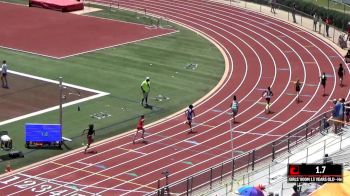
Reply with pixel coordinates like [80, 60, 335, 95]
[0, 0, 349, 195]
[0, 2, 174, 59]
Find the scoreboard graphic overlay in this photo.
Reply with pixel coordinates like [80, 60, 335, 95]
[288, 164, 343, 183]
[25, 123, 62, 148]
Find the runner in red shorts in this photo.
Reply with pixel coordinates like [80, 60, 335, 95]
[133, 115, 146, 144]
[82, 124, 95, 153]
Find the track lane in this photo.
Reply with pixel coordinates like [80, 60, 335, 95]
[1, 0, 348, 194]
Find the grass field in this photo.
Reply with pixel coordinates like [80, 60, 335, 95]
[0, 2, 224, 171]
[304, 0, 350, 13]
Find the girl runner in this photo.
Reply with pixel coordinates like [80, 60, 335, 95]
[185, 105, 196, 133]
[133, 115, 146, 144]
[262, 86, 273, 114]
[82, 124, 95, 154]
[230, 95, 239, 123]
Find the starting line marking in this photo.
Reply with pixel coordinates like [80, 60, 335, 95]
[16, 173, 95, 195]
[304, 45, 315, 48]
[302, 109, 318, 113]
[326, 74, 335, 78]
[184, 140, 200, 145]
[285, 93, 312, 97]
[126, 149, 147, 155]
[0, 70, 109, 126]
[277, 68, 289, 71]
[211, 109, 224, 113]
[51, 162, 156, 191]
[18, 173, 151, 194]
[233, 130, 296, 137]
[255, 116, 284, 123]
[329, 55, 338, 59]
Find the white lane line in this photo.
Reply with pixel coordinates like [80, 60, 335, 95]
[103, 0, 340, 193]
[30, 1, 281, 194]
[47, 0, 332, 192]
[0, 8, 236, 181]
[85, 0, 322, 194]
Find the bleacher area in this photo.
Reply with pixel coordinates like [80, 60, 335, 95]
[204, 125, 350, 196]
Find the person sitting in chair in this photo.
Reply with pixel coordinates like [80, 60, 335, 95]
[0, 134, 12, 150]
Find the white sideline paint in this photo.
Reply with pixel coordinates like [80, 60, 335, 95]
[0, 70, 109, 126]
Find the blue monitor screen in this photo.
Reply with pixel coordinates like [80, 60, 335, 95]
[25, 123, 62, 142]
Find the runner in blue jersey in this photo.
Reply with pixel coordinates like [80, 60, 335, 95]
[185, 105, 196, 133]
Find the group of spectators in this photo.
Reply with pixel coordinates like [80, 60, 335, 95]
[330, 98, 349, 134]
[313, 13, 332, 37]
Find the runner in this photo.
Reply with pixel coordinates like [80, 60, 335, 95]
[320, 72, 327, 96]
[338, 63, 345, 87]
[1, 60, 8, 88]
[82, 124, 95, 153]
[230, 95, 239, 123]
[262, 86, 273, 114]
[185, 104, 196, 133]
[133, 115, 146, 144]
[295, 79, 302, 103]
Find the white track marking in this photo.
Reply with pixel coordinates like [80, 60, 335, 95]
[66, 0, 328, 193]
[2, 0, 348, 194]
[91, 0, 342, 193]
[0, 9, 236, 181]
[0, 70, 109, 126]
[61, 30, 178, 59]
[15, 2, 278, 194]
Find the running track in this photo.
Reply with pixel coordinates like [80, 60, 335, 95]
[0, 0, 349, 195]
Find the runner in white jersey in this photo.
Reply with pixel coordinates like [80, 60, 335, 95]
[1, 60, 8, 88]
[185, 104, 196, 133]
[230, 95, 239, 123]
[262, 86, 273, 114]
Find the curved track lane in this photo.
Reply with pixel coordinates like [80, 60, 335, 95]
[0, 0, 348, 195]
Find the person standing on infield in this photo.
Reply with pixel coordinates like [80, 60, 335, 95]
[82, 124, 96, 153]
[262, 86, 273, 113]
[1, 60, 8, 88]
[320, 72, 327, 96]
[338, 63, 345, 87]
[133, 115, 146, 144]
[185, 105, 196, 133]
[140, 77, 150, 107]
[230, 95, 239, 123]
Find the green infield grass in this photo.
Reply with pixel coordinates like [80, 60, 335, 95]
[0, 2, 224, 170]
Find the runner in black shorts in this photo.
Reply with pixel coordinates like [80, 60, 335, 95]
[82, 124, 95, 153]
[338, 63, 345, 87]
[295, 79, 302, 103]
[1, 60, 8, 88]
[320, 72, 327, 96]
[185, 105, 196, 133]
[262, 86, 273, 113]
